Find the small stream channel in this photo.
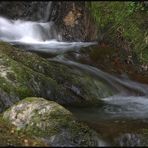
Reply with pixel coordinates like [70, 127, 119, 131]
[0, 16, 148, 146]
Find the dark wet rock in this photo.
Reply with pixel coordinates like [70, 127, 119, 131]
[0, 88, 20, 112]
[0, 41, 116, 111]
[52, 2, 98, 41]
[0, 1, 49, 21]
[116, 133, 148, 147]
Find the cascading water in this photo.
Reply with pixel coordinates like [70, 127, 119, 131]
[0, 13, 148, 146]
[0, 16, 96, 54]
[50, 56, 148, 120]
[0, 16, 60, 42]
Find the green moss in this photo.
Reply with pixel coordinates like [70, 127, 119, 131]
[25, 112, 97, 146]
[0, 49, 61, 101]
[23, 97, 44, 103]
[3, 97, 101, 146]
[0, 114, 46, 146]
[25, 106, 74, 138]
[0, 42, 116, 108]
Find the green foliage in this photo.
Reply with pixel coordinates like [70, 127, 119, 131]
[88, 2, 148, 64]
[127, 2, 147, 13]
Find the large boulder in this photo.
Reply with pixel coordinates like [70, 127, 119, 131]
[0, 42, 116, 111]
[3, 97, 107, 146]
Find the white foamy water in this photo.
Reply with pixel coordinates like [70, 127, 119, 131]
[68, 95, 148, 121]
[52, 57, 148, 120]
[0, 16, 60, 42]
[102, 95, 148, 119]
[0, 17, 53, 41]
[50, 56, 148, 96]
[0, 16, 97, 53]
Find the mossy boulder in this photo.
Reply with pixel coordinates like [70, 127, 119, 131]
[0, 41, 117, 111]
[0, 44, 60, 111]
[3, 97, 107, 146]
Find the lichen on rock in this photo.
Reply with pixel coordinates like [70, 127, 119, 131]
[3, 97, 107, 146]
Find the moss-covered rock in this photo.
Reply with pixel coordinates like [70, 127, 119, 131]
[0, 45, 61, 111]
[0, 114, 46, 146]
[0, 41, 117, 111]
[3, 97, 107, 146]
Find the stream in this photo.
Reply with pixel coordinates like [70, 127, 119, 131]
[0, 16, 148, 146]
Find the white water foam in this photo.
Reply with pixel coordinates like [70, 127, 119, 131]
[51, 57, 148, 120]
[0, 16, 58, 42]
[102, 95, 148, 119]
[0, 16, 97, 53]
[50, 56, 148, 96]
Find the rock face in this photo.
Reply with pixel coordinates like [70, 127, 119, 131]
[3, 97, 107, 146]
[51, 2, 98, 41]
[0, 42, 116, 111]
[0, 1, 49, 21]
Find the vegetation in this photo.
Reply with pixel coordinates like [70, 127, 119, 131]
[88, 2, 148, 64]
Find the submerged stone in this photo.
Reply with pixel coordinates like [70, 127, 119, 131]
[116, 133, 148, 147]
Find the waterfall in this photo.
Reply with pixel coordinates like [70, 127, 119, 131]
[0, 16, 60, 42]
[0, 16, 97, 53]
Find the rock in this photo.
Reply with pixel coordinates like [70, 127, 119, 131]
[0, 114, 45, 146]
[3, 97, 107, 146]
[52, 2, 98, 41]
[115, 133, 148, 147]
[0, 42, 116, 111]
[0, 1, 49, 21]
[0, 88, 20, 112]
[0, 43, 60, 111]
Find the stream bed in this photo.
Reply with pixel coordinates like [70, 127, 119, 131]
[0, 16, 148, 146]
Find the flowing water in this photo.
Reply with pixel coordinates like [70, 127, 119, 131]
[0, 16, 148, 146]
